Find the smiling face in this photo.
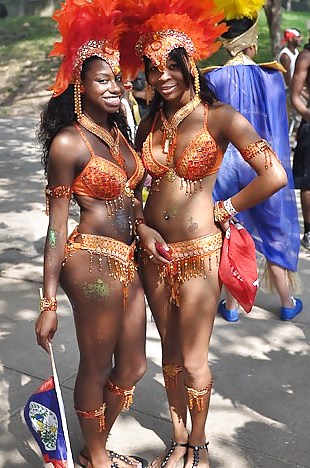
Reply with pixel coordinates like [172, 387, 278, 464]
[147, 55, 193, 104]
[81, 57, 122, 115]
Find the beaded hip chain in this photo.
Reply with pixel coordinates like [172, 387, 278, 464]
[144, 232, 222, 306]
[64, 227, 136, 309]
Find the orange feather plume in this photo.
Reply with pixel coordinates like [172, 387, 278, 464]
[118, 0, 227, 80]
[49, 0, 126, 96]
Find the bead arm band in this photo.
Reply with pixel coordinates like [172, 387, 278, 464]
[240, 139, 280, 171]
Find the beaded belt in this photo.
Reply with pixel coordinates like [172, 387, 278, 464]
[144, 231, 223, 307]
[64, 227, 136, 309]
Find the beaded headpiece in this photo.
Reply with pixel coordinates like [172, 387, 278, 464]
[119, 0, 227, 80]
[49, 0, 124, 97]
[215, 0, 265, 57]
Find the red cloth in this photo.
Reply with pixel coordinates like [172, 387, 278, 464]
[219, 222, 258, 313]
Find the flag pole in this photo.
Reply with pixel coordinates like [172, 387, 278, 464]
[39, 288, 75, 467]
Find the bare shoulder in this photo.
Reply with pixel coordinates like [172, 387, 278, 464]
[297, 47, 310, 66]
[135, 114, 153, 151]
[208, 101, 240, 127]
[49, 124, 84, 168]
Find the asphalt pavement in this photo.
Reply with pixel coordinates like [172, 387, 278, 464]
[0, 116, 309, 468]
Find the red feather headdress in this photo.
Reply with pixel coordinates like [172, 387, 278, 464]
[118, 0, 227, 80]
[49, 0, 125, 96]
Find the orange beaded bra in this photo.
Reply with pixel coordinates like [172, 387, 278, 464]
[142, 104, 223, 187]
[72, 124, 144, 208]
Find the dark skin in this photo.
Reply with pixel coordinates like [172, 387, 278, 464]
[134, 57, 287, 468]
[290, 43, 310, 232]
[279, 36, 302, 88]
[35, 58, 146, 468]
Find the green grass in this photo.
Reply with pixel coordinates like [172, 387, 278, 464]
[0, 10, 309, 105]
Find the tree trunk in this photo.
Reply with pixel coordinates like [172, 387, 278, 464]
[264, 0, 283, 59]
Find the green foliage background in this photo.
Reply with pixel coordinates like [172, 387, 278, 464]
[0, 9, 309, 103]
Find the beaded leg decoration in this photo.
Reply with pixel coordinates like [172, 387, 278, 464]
[186, 379, 214, 412]
[187, 443, 209, 468]
[107, 379, 135, 410]
[161, 441, 188, 468]
[163, 364, 183, 389]
[75, 402, 106, 432]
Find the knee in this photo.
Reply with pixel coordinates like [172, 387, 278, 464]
[78, 358, 112, 387]
[115, 357, 147, 387]
[182, 355, 210, 381]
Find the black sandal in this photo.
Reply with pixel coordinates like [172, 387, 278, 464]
[161, 441, 188, 468]
[110, 451, 148, 468]
[79, 450, 148, 468]
[79, 450, 119, 468]
[187, 443, 209, 468]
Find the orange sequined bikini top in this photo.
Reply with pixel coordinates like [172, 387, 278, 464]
[72, 124, 144, 200]
[142, 104, 223, 182]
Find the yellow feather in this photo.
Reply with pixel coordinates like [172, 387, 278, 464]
[214, 0, 266, 19]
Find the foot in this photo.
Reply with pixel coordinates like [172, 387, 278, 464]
[151, 441, 187, 468]
[301, 232, 310, 250]
[184, 443, 209, 468]
[280, 297, 303, 321]
[79, 450, 144, 468]
[218, 299, 239, 322]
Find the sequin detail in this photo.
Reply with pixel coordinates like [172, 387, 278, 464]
[45, 185, 72, 215]
[142, 104, 223, 192]
[163, 364, 183, 389]
[72, 124, 144, 214]
[63, 227, 136, 309]
[186, 379, 214, 412]
[75, 403, 106, 432]
[106, 379, 135, 410]
[143, 232, 222, 307]
[240, 138, 279, 172]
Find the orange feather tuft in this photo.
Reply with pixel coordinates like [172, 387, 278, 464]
[49, 0, 126, 96]
[118, 0, 227, 80]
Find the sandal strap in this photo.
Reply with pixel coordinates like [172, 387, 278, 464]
[161, 440, 188, 468]
[187, 443, 209, 468]
[109, 451, 135, 465]
[188, 443, 209, 450]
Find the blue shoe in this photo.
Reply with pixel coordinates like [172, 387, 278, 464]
[280, 298, 303, 321]
[218, 299, 239, 322]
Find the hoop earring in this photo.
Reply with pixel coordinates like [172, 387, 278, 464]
[146, 82, 155, 105]
[74, 81, 83, 120]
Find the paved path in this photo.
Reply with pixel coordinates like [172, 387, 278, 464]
[0, 116, 309, 467]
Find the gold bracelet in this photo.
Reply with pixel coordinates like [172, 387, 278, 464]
[39, 297, 57, 313]
[134, 217, 146, 235]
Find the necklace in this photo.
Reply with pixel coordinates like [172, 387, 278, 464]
[78, 113, 125, 169]
[160, 95, 201, 166]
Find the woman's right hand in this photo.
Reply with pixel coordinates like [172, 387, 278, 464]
[35, 311, 58, 353]
[137, 224, 171, 265]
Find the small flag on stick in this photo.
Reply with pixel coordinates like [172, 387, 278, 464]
[24, 293, 74, 467]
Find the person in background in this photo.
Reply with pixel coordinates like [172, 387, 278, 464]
[291, 25, 310, 250]
[279, 28, 303, 135]
[35, 1, 147, 467]
[279, 28, 302, 89]
[119, 1, 288, 467]
[205, 1, 302, 322]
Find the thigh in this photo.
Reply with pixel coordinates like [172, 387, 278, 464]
[177, 266, 221, 359]
[113, 273, 146, 374]
[139, 258, 171, 341]
[60, 250, 124, 365]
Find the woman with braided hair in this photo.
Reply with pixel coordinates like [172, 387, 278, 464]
[119, 1, 288, 467]
[35, 1, 147, 467]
